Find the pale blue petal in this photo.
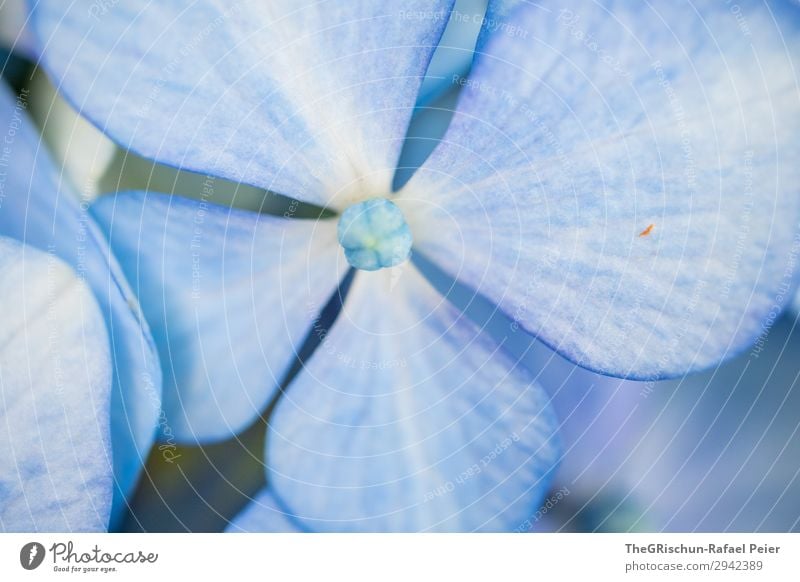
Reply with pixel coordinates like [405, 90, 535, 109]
[30, 0, 454, 209]
[415, 0, 486, 107]
[92, 192, 346, 443]
[0, 237, 112, 532]
[225, 489, 303, 533]
[634, 327, 800, 532]
[268, 266, 560, 532]
[0, 82, 161, 523]
[399, 1, 800, 379]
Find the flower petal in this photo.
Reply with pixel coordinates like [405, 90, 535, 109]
[399, 0, 800, 379]
[91, 191, 346, 443]
[0, 237, 112, 532]
[267, 265, 560, 532]
[474, 0, 518, 51]
[30, 0, 454, 208]
[415, 0, 485, 107]
[225, 488, 303, 533]
[0, 82, 161, 523]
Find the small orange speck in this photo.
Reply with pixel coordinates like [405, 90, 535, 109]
[639, 223, 655, 237]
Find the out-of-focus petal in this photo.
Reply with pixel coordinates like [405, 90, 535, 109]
[268, 266, 560, 532]
[0, 237, 112, 532]
[527, 314, 800, 532]
[30, 0, 454, 209]
[225, 489, 303, 533]
[0, 0, 35, 58]
[0, 82, 161, 522]
[399, 0, 800, 379]
[415, 0, 486, 107]
[92, 192, 346, 443]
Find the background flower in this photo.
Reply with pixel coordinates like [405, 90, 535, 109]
[524, 312, 800, 532]
[0, 236, 112, 532]
[0, 81, 161, 528]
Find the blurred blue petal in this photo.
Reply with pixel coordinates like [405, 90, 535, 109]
[529, 349, 643, 497]
[225, 489, 303, 533]
[526, 314, 800, 532]
[0, 237, 112, 532]
[399, 0, 800, 379]
[267, 266, 560, 531]
[415, 0, 486, 107]
[92, 192, 346, 443]
[0, 82, 161, 524]
[30, 0, 454, 208]
[474, 0, 518, 51]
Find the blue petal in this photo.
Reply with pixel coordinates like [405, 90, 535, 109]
[0, 237, 112, 532]
[225, 489, 303, 533]
[0, 82, 161, 524]
[415, 0, 485, 107]
[267, 266, 560, 532]
[474, 0, 518, 52]
[30, 0, 454, 208]
[92, 192, 346, 443]
[398, 0, 800, 379]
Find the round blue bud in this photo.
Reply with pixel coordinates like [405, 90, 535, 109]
[337, 198, 413, 271]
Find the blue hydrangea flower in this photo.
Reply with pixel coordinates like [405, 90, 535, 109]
[28, 0, 800, 531]
[0, 82, 161, 530]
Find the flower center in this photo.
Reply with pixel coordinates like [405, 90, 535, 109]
[337, 198, 413, 271]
